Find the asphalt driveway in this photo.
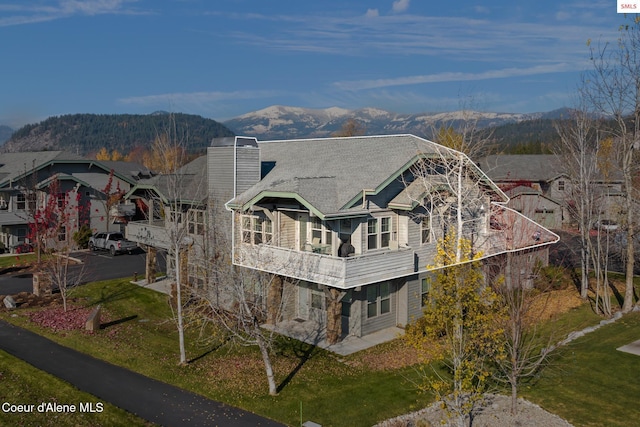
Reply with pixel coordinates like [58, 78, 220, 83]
[0, 248, 166, 295]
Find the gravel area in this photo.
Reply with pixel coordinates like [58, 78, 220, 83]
[375, 394, 573, 427]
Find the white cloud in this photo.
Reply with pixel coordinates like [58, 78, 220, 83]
[392, 0, 410, 13]
[332, 64, 579, 91]
[118, 90, 279, 108]
[0, 0, 144, 27]
[365, 8, 379, 18]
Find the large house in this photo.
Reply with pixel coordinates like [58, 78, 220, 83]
[226, 135, 558, 345]
[479, 154, 625, 230]
[0, 151, 151, 252]
[126, 135, 559, 350]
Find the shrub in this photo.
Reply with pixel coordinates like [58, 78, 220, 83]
[73, 224, 93, 249]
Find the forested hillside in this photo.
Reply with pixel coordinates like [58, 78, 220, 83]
[3, 113, 234, 155]
[0, 125, 13, 145]
[486, 118, 562, 154]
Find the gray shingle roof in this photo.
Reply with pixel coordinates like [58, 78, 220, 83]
[0, 151, 84, 186]
[99, 161, 153, 181]
[479, 155, 566, 182]
[138, 155, 208, 203]
[232, 135, 466, 215]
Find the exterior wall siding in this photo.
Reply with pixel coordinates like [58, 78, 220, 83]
[207, 146, 235, 203]
[279, 211, 297, 249]
[235, 147, 261, 196]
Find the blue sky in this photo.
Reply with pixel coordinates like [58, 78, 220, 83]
[0, 0, 627, 127]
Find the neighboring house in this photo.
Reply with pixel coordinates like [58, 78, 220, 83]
[225, 135, 559, 345]
[125, 135, 558, 349]
[479, 154, 625, 230]
[124, 155, 211, 285]
[0, 151, 150, 252]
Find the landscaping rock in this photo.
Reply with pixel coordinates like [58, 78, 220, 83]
[375, 394, 574, 427]
[3, 295, 16, 309]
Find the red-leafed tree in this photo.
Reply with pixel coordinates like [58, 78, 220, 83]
[28, 178, 86, 311]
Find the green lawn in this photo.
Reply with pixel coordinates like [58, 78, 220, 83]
[522, 311, 640, 427]
[0, 278, 432, 426]
[0, 253, 38, 270]
[1, 276, 639, 426]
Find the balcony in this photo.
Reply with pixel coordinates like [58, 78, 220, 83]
[234, 243, 417, 289]
[126, 220, 171, 250]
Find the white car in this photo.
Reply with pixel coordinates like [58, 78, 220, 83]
[593, 219, 619, 232]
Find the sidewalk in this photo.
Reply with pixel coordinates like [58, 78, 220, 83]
[0, 320, 285, 427]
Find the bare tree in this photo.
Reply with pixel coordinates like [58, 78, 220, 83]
[151, 115, 203, 365]
[406, 141, 496, 264]
[554, 106, 598, 299]
[195, 225, 294, 396]
[582, 17, 640, 312]
[489, 246, 555, 415]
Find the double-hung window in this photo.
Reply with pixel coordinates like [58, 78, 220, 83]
[366, 282, 391, 318]
[367, 219, 378, 250]
[367, 217, 392, 250]
[421, 215, 432, 244]
[421, 277, 431, 306]
[56, 192, 66, 208]
[188, 209, 205, 235]
[16, 194, 26, 210]
[241, 214, 273, 245]
[309, 217, 332, 253]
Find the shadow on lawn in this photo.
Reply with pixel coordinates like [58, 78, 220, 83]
[188, 339, 228, 364]
[276, 339, 318, 393]
[92, 283, 142, 305]
[101, 314, 138, 329]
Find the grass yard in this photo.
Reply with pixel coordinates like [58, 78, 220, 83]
[0, 253, 38, 270]
[0, 274, 638, 426]
[0, 278, 432, 426]
[523, 311, 640, 427]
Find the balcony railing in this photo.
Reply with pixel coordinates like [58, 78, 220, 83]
[126, 220, 171, 250]
[234, 243, 417, 289]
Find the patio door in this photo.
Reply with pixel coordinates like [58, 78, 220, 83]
[297, 282, 326, 324]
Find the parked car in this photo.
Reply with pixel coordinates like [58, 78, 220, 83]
[593, 219, 619, 232]
[88, 232, 137, 256]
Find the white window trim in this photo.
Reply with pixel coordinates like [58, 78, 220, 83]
[366, 282, 391, 319]
[367, 216, 392, 251]
[241, 214, 273, 245]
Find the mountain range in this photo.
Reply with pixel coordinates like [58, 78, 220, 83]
[222, 105, 571, 141]
[0, 106, 570, 155]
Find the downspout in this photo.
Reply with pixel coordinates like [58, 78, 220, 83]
[231, 138, 238, 261]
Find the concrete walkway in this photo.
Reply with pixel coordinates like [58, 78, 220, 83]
[0, 320, 285, 427]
